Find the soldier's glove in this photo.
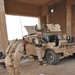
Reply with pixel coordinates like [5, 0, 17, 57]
[42, 44, 46, 46]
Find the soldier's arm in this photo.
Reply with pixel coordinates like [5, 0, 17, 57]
[35, 38, 42, 47]
[6, 40, 17, 54]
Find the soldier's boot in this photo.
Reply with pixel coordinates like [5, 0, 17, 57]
[39, 61, 43, 65]
[39, 61, 47, 66]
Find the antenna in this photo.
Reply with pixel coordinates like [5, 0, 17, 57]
[19, 16, 23, 39]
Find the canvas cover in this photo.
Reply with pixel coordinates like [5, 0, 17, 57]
[46, 24, 61, 32]
[24, 24, 61, 34]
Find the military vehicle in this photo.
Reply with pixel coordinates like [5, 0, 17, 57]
[24, 24, 75, 65]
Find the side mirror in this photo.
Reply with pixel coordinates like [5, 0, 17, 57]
[66, 36, 71, 43]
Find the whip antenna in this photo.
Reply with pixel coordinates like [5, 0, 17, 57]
[20, 16, 23, 39]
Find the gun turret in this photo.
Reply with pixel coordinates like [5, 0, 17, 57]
[35, 24, 44, 32]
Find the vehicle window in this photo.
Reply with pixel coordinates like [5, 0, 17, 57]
[49, 35, 57, 42]
[42, 35, 49, 43]
[57, 34, 63, 40]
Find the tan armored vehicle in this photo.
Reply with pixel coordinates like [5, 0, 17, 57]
[24, 24, 75, 65]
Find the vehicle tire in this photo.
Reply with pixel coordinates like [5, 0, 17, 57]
[45, 49, 59, 65]
[72, 53, 75, 57]
[69, 53, 75, 58]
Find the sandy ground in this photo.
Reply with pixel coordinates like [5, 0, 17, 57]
[0, 57, 75, 75]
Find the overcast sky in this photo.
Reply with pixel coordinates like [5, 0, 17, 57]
[5, 15, 38, 40]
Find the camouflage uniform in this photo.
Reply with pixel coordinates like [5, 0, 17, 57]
[34, 32, 47, 65]
[5, 39, 24, 75]
[35, 38, 43, 62]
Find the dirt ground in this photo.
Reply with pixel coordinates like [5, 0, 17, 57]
[0, 57, 75, 75]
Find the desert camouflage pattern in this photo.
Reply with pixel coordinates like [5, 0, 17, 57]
[5, 39, 24, 75]
[24, 24, 75, 60]
[35, 47, 43, 61]
[25, 34, 75, 59]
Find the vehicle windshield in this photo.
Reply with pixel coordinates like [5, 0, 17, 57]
[42, 34, 63, 43]
[57, 34, 63, 40]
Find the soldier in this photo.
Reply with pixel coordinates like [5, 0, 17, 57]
[34, 32, 47, 66]
[5, 39, 24, 75]
[14, 40, 24, 75]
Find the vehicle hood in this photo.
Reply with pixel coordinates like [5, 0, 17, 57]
[24, 26, 37, 34]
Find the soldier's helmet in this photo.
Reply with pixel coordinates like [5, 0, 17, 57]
[37, 32, 42, 36]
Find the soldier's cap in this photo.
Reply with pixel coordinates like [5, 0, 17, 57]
[37, 32, 42, 36]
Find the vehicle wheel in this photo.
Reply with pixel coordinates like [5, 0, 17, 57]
[45, 49, 59, 65]
[72, 53, 75, 57]
[69, 53, 75, 58]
